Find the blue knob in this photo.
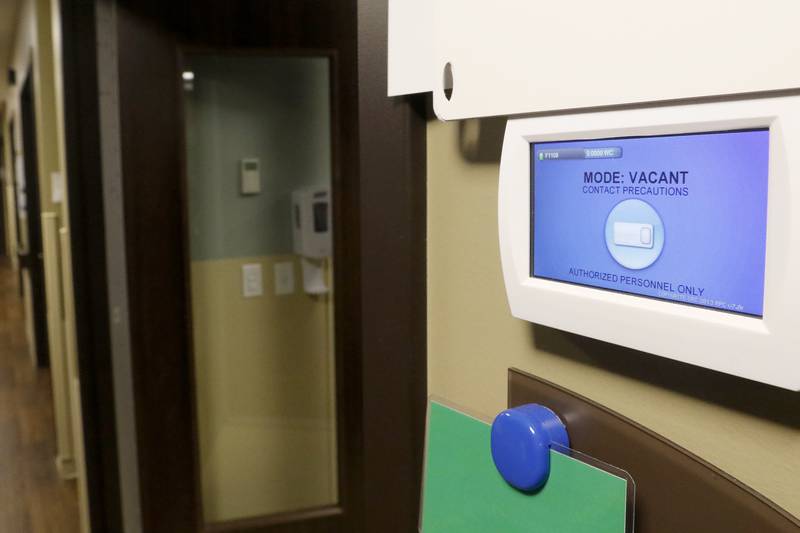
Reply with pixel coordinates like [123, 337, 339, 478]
[490, 404, 570, 492]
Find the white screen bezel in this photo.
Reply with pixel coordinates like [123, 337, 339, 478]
[498, 95, 800, 390]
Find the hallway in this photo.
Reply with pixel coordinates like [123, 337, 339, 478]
[0, 260, 80, 532]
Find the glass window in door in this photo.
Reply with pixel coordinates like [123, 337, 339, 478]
[182, 54, 338, 524]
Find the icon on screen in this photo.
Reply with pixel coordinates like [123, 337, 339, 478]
[605, 199, 664, 270]
[613, 222, 654, 249]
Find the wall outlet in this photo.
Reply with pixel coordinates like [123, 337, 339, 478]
[242, 263, 263, 298]
[274, 261, 295, 295]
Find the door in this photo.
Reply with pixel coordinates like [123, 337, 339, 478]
[109, 2, 426, 533]
[19, 72, 50, 367]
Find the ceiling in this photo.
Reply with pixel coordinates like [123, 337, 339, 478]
[0, 0, 22, 104]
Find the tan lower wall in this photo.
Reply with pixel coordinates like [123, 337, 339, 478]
[427, 119, 800, 518]
[2, 1, 86, 530]
[191, 254, 337, 523]
[42, 212, 75, 479]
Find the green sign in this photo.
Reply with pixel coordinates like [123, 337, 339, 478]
[421, 401, 628, 533]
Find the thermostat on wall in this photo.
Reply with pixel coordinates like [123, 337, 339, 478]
[498, 95, 800, 390]
[240, 158, 261, 195]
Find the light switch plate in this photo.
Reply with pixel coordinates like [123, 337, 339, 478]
[242, 263, 263, 298]
[51, 172, 65, 204]
[241, 172, 261, 195]
[274, 261, 295, 296]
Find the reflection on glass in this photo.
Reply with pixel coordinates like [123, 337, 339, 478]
[183, 54, 337, 523]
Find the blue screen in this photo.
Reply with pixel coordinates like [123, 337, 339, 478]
[531, 129, 769, 316]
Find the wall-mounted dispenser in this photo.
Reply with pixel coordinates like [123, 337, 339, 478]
[292, 186, 331, 295]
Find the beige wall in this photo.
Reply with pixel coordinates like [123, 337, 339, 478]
[192, 254, 337, 522]
[427, 119, 800, 518]
[2, 0, 65, 363]
[1, 1, 88, 530]
[2, 0, 71, 250]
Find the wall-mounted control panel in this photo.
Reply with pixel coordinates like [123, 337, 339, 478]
[499, 95, 800, 390]
[240, 158, 261, 195]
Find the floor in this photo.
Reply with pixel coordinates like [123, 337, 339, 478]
[0, 259, 81, 532]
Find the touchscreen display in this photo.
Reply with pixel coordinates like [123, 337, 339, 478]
[531, 129, 769, 316]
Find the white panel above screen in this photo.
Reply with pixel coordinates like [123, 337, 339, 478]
[498, 95, 800, 390]
[387, 0, 434, 96]
[388, 0, 800, 120]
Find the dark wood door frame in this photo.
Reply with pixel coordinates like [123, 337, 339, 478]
[60, 1, 426, 532]
[355, 1, 428, 530]
[113, 2, 427, 530]
[59, 0, 125, 530]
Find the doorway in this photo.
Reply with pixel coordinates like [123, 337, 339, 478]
[19, 71, 49, 368]
[182, 52, 340, 526]
[60, 1, 427, 531]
